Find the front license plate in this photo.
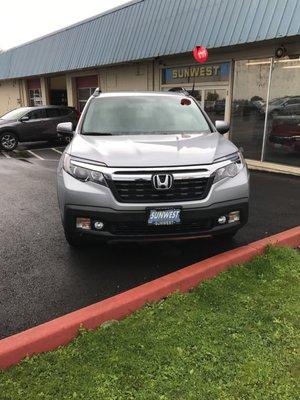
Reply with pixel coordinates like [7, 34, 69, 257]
[148, 209, 181, 226]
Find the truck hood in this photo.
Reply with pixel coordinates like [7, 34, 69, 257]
[69, 132, 238, 167]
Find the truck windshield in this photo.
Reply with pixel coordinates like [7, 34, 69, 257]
[82, 96, 211, 135]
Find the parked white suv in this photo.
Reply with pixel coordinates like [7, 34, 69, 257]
[57, 91, 249, 246]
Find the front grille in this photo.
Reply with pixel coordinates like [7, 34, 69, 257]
[108, 219, 212, 236]
[109, 177, 212, 203]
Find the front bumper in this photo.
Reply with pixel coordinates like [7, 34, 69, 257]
[64, 199, 249, 242]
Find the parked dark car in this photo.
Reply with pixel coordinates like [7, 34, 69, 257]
[214, 100, 225, 114]
[260, 96, 300, 116]
[0, 105, 79, 151]
[233, 100, 262, 116]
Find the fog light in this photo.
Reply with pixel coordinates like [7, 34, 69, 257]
[76, 217, 91, 230]
[228, 211, 240, 223]
[94, 221, 104, 230]
[218, 215, 227, 224]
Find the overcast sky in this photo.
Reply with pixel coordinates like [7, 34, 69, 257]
[0, 0, 129, 50]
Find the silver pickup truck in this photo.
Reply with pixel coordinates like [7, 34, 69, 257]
[57, 91, 249, 246]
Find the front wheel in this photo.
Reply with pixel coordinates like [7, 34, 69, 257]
[0, 132, 18, 151]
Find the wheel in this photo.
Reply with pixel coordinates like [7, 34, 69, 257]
[64, 135, 73, 144]
[0, 132, 18, 151]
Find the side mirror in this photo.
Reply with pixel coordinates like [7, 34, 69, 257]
[20, 115, 30, 122]
[57, 122, 73, 135]
[215, 120, 230, 135]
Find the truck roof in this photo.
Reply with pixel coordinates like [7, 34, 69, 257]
[94, 91, 190, 99]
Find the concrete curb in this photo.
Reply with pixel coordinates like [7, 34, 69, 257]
[1, 226, 299, 370]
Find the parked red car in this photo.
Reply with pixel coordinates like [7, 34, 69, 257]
[269, 115, 300, 152]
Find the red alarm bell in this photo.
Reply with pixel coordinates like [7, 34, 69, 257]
[192, 46, 208, 64]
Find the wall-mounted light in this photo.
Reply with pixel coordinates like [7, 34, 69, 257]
[283, 65, 300, 69]
[277, 57, 300, 63]
[245, 61, 271, 66]
[275, 46, 287, 58]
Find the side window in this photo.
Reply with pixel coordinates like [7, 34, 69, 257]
[59, 108, 72, 116]
[27, 109, 46, 120]
[46, 108, 61, 118]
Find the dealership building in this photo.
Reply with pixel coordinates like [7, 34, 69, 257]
[0, 0, 299, 173]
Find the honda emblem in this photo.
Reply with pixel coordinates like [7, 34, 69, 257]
[152, 174, 173, 191]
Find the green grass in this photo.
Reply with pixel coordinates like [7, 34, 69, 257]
[1, 246, 299, 400]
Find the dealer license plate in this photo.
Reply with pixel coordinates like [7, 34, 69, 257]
[148, 209, 181, 226]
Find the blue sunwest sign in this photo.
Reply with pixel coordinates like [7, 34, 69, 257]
[163, 62, 230, 84]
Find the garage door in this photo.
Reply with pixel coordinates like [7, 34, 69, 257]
[76, 75, 98, 112]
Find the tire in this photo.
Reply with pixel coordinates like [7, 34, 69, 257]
[0, 132, 18, 151]
[64, 135, 73, 144]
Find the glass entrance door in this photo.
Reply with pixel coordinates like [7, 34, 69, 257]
[203, 88, 228, 124]
[181, 87, 229, 124]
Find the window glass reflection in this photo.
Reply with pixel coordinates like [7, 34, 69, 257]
[230, 59, 270, 160]
[204, 89, 226, 124]
[264, 59, 300, 167]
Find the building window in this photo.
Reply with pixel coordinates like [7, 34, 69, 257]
[161, 63, 230, 124]
[230, 59, 269, 161]
[264, 58, 300, 167]
[28, 88, 43, 106]
[230, 57, 300, 168]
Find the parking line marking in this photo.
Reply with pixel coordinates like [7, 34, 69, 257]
[51, 148, 63, 155]
[1, 151, 11, 158]
[27, 150, 44, 160]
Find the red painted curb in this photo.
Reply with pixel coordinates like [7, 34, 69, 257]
[1, 226, 299, 370]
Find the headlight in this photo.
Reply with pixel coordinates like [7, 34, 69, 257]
[213, 152, 245, 184]
[63, 154, 107, 186]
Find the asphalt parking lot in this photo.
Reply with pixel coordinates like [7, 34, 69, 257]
[0, 144, 300, 339]
[0, 142, 65, 161]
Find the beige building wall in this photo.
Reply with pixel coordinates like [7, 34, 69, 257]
[102, 62, 153, 92]
[40, 77, 50, 105]
[0, 79, 22, 115]
[49, 75, 67, 90]
[66, 75, 76, 107]
[20, 80, 29, 106]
